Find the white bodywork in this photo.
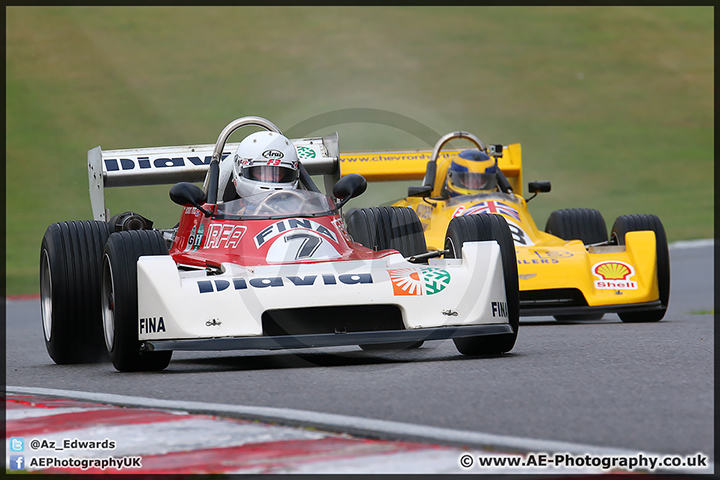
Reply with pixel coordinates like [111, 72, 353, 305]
[137, 242, 509, 342]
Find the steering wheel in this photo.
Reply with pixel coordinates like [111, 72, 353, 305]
[253, 190, 307, 216]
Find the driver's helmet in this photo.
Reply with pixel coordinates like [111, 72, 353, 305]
[445, 149, 497, 197]
[232, 131, 300, 198]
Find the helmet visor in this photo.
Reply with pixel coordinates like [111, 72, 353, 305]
[242, 165, 299, 183]
[449, 171, 497, 191]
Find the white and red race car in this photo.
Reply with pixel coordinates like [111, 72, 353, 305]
[40, 116, 519, 372]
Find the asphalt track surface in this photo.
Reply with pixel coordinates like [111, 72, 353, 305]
[5, 241, 714, 463]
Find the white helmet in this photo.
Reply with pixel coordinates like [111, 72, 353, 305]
[231, 131, 300, 198]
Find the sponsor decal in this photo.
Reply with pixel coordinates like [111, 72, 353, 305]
[193, 224, 205, 251]
[452, 206, 465, 218]
[491, 301, 508, 317]
[184, 225, 197, 252]
[592, 261, 638, 290]
[139, 317, 166, 334]
[341, 151, 458, 164]
[296, 146, 316, 160]
[197, 273, 373, 293]
[463, 200, 521, 221]
[416, 203, 434, 220]
[518, 249, 572, 264]
[104, 152, 231, 172]
[204, 224, 246, 249]
[332, 217, 352, 242]
[235, 154, 251, 167]
[531, 249, 573, 259]
[388, 268, 451, 296]
[254, 218, 338, 248]
[262, 149, 284, 159]
[518, 273, 537, 280]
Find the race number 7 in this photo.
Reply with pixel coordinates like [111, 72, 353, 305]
[284, 233, 322, 259]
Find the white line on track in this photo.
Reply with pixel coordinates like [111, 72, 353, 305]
[6, 385, 713, 474]
[669, 238, 714, 249]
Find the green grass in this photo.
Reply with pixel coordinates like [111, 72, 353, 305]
[6, 6, 713, 295]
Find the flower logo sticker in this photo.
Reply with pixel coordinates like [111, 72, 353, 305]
[296, 146, 316, 160]
[388, 268, 451, 296]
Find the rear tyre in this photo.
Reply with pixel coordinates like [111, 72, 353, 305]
[610, 214, 669, 323]
[40, 221, 113, 364]
[445, 214, 519, 355]
[347, 207, 426, 350]
[545, 208, 607, 244]
[102, 230, 173, 372]
[345, 206, 427, 257]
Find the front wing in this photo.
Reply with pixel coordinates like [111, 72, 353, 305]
[137, 243, 513, 352]
[518, 231, 663, 316]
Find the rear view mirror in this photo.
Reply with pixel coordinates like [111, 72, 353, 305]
[408, 185, 433, 197]
[333, 174, 367, 208]
[528, 181, 551, 193]
[526, 181, 551, 203]
[170, 182, 212, 216]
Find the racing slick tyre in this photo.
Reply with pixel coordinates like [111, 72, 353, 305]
[347, 207, 426, 351]
[545, 208, 608, 245]
[445, 214, 519, 355]
[40, 220, 113, 364]
[610, 214, 669, 323]
[346, 206, 427, 258]
[546, 209, 606, 321]
[102, 230, 173, 372]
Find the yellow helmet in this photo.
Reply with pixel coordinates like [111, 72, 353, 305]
[446, 150, 497, 197]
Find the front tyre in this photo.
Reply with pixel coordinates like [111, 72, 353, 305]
[40, 221, 112, 364]
[446, 214, 519, 355]
[545, 208, 607, 245]
[102, 230, 172, 372]
[345, 206, 427, 258]
[348, 207, 427, 351]
[611, 214, 669, 323]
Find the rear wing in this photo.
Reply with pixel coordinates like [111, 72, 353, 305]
[88, 134, 340, 221]
[89, 134, 522, 221]
[339, 143, 523, 194]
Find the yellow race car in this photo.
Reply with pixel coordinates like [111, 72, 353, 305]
[341, 131, 669, 322]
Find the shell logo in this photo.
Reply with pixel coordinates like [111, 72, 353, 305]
[388, 268, 451, 296]
[592, 261, 638, 290]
